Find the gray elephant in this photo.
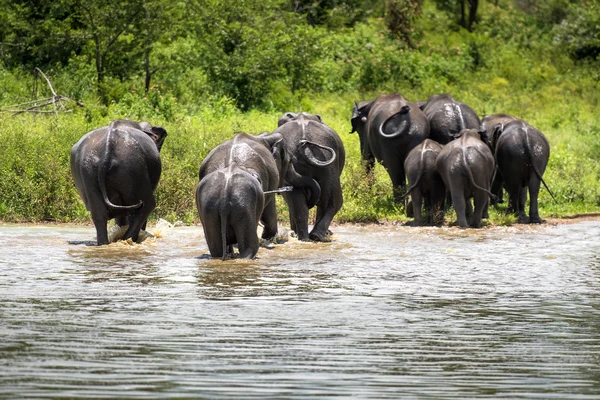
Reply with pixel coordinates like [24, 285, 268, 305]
[419, 94, 481, 145]
[403, 139, 446, 225]
[265, 112, 344, 242]
[350, 93, 430, 203]
[436, 129, 496, 228]
[70, 119, 167, 245]
[197, 132, 320, 258]
[482, 114, 554, 224]
[196, 165, 265, 259]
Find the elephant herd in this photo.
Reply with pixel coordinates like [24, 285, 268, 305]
[351, 93, 553, 229]
[69, 92, 553, 259]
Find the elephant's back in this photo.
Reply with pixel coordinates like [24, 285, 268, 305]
[497, 124, 549, 169]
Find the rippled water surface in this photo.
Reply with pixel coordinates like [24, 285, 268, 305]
[1, 221, 600, 399]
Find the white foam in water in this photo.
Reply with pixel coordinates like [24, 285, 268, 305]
[107, 224, 155, 243]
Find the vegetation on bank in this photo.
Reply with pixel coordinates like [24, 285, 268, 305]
[0, 0, 599, 225]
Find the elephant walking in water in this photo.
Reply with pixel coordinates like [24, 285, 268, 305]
[436, 129, 496, 228]
[264, 112, 344, 242]
[70, 119, 167, 245]
[197, 132, 320, 259]
[351, 93, 430, 204]
[482, 114, 554, 223]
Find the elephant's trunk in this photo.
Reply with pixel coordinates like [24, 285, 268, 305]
[285, 165, 321, 209]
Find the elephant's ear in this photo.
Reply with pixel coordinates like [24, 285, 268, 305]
[277, 112, 297, 127]
[477, 126, 492, 148]
[140, 121, 168, 151]
[350, 100, 373, 133]
[491, 123, 504, 148]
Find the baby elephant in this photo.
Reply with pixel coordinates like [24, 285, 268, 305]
[196, 165, 265, 259]
[70, 119, 167, 245]
[436, 129, 496, 228]
[404, 139, 446, 225]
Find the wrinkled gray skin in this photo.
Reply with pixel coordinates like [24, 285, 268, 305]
[197, 132, 320, 259]
[482, 114, 552, 224]
[70, 119, 167, 245]
[404, 139, 446, 225]
[419, 94, 481, 145]
[436, 129, 496, 228]
[350, 93, 430, 203]
[266, 113, 345, 242]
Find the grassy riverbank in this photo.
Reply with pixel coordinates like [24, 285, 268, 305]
[0, 1, 599, 225]
[0, 85, 598, 226]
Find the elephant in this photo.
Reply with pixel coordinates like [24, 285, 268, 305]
[436, 129, 496, 228]
[480, 114, 520, 203]
[70, 119, 167, 245]
[482, 114, 554, 224]
[403, 139, 446, 225]
[350, 93, 430, 203]
[264, 112, 344, 242]
[419, 94, 481, 145]
[197, 132, 321, 258]
[196, 165, 265, 259]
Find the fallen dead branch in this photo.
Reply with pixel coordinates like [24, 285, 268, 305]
[0, 68, 84, 116]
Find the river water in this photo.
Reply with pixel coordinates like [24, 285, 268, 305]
[1, 221, 599, 399]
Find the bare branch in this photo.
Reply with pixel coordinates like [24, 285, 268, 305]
[35, 68, 58, 97]
[0, 69, 84, 117]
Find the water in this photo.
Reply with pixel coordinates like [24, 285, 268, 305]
[1, 221, 599, 398]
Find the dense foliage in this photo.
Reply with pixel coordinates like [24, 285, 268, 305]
[0, 0, 598, 224]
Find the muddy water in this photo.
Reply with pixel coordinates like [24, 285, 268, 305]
[1, 221, 599, 398]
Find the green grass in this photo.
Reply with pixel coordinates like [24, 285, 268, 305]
[0, 83, 598, 226]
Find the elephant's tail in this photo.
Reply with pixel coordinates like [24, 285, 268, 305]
[220, 204, 228, 261]
[401, 144, 426, 199]
[462, 139, 499, 203]
[99, 122, 144, 212]
[220, 167, 234, 261]
[523, 127, 558, 204]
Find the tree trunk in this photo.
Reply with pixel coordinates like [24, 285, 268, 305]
[468, 0, 478, 31]
[144, 6, 152, 92]
[94, 35, 104, 97]
[460, 0, 466, 29]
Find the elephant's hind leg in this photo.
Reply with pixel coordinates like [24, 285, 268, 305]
[260, 200, 278, 240]
[528, 176, 543, 224]
[310, 181, 342, 241]
[92, 214, 109, 245]
[411, 190, 424, 225]
[86, 188, 109, 245]
[285, 191, 310, 241]
[450, 187, 469, 228]
[124, 196, 155, 243]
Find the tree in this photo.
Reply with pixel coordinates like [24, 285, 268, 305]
[385, 0, 424, 46]
[76, 0, 144, 97]
[0, 0, 82, 68]
[432, 0, 479, 31]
